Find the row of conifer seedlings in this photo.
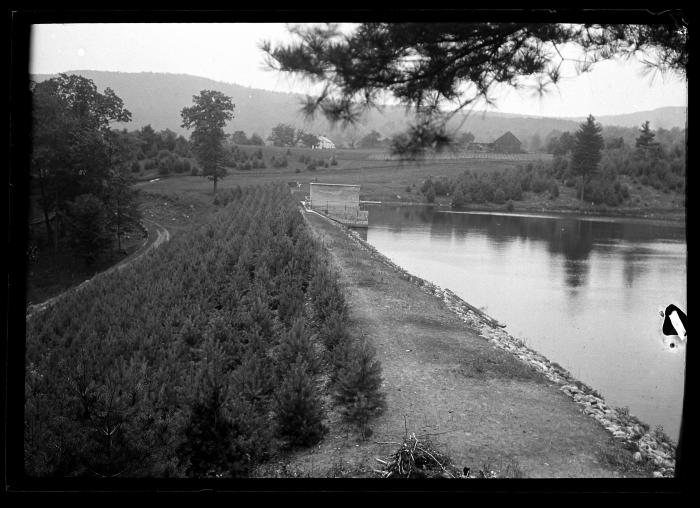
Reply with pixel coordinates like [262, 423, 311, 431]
[24, 184, 386, 478]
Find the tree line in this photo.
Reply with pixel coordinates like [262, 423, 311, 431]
[421, 115, 685, 208]
[25, 184, 385, 477]
[30, 74, 142, 264]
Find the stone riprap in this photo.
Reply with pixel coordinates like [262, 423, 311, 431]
[326, 217, 678, 478]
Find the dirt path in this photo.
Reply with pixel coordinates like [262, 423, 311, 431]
[275, 210, 633, 478]
[25, 218, 169, 319]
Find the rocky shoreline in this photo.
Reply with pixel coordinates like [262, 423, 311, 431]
[309, 211, 678, 478]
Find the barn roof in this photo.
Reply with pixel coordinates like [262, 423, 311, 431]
[492, 131, 521, 145]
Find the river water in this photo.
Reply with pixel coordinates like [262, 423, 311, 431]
[361, 205, 687, 441]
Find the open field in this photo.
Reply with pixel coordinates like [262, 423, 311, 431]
[133, 146, 684, 219]
[138, 146, 524, 203]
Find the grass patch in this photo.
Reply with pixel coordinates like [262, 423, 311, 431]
[250, 458, 370, 478]
[477, 457, 526, 478]
[457, 347, 548, 384]
[596, 438, 656, 477]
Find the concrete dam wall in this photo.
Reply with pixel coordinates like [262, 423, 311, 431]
[309, 183, 368, 227]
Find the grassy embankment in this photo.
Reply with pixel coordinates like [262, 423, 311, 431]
[25, 190, 218, 306]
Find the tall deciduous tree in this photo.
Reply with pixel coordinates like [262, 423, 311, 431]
[181, 90, 235, 194]
[231, 130, 249, 145]
[30, 74, 132, 248]
[300, 132, 320, 148]
[358, 130, 382, 149]
[262, 21, 686, 157]
[571, 115, 604, 201]
[249, 133, 265, 146]
[267, 123, 301, 147]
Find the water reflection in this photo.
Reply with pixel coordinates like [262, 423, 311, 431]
[368, 206, 681, 290]
[365, 205, 687, 440]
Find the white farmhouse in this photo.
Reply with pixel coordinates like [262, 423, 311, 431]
[313, 135, 336, 150]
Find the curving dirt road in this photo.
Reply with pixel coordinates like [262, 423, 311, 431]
[25, 218, 170, 320]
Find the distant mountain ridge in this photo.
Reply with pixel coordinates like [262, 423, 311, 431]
[31, 70, 687, 144]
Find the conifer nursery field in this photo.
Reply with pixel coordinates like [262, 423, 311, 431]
[24, 184, 384, 478]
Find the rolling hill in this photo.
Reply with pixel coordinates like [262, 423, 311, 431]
[31, 70, 687, 147]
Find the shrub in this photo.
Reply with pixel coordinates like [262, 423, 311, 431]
[274, 358, 326, 447]
[451, 187, 465, 208]
[131, 161, 141, 173]
[549, 181, 560, 199]
[318, 311, 351, 353]
[531, 176, 549, 194]
[493, 188, 506, 204]
[275, 319, 321, 378]
[425, 186, 436, 203]
[177, 389, 271, 478]
[333, 340, 386, 439]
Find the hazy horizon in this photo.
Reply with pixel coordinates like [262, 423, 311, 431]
[30, 23, 688, 119]
[29, 68, 688, 123]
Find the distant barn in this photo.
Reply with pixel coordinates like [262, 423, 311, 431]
[467, 131, 523, 154]
[309, 183, 368, 227]
[491, 131, 522, 153]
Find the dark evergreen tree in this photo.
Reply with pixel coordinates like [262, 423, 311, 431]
[177, 386, 235, 477]
[273, 358, 326, 446]
[275, 318, 321, 378]
[635, 121, 662, 160]
[571, 115, 604, 201]
[333, 340, 385, 439]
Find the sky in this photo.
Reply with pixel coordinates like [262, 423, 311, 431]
[29, 23, 688, 118]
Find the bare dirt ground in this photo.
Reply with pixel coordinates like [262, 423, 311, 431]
[262, 210, 635, 478]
